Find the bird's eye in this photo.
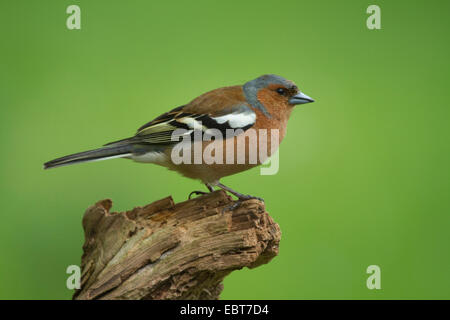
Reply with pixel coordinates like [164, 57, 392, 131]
[276, 88, 286, 95]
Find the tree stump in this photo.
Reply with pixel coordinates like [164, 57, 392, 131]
[73, 190, 281, 300]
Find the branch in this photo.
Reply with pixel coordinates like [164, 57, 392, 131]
[73, 190, 281, 300]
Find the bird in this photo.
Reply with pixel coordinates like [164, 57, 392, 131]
[44, 74, 314, 200]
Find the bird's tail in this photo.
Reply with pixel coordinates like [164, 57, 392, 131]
[43, 145, 133, 169]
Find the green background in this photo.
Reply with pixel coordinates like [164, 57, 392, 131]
[1, 0, 449, 299]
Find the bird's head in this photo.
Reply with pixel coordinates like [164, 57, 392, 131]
[243, 74, 314, 118]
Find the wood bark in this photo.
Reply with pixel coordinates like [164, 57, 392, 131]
[73, 190, 281, 300]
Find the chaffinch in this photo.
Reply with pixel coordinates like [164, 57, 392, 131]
[44, 74, 314, 200]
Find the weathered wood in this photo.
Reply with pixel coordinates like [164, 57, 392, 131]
[73, 190, 281, 300]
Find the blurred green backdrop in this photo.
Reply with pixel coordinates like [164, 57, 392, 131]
[1, 0, 449, 299]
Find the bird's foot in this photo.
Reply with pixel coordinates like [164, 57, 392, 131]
[235, 194, 264, 202]
[188, 183, 215, 199]
[188, 190, 208, 199]
[216, 182, 264, 203]
[221, 195, 264, 213]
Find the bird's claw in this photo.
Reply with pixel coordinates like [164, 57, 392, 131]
[222, 201, 242, 213]
[188, 190, 208, 199]
[237, 194, 264, 202]
[221, 195, 264, 214]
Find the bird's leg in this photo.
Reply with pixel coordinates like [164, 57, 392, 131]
[188, 183, 215, 199]
[205, 183, 214, 192]
[217, 182, 264, 202]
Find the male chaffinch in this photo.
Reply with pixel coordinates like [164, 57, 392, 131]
[44, 74, 314, 200]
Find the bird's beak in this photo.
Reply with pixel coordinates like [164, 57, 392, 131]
[289, 92, 315, 105]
